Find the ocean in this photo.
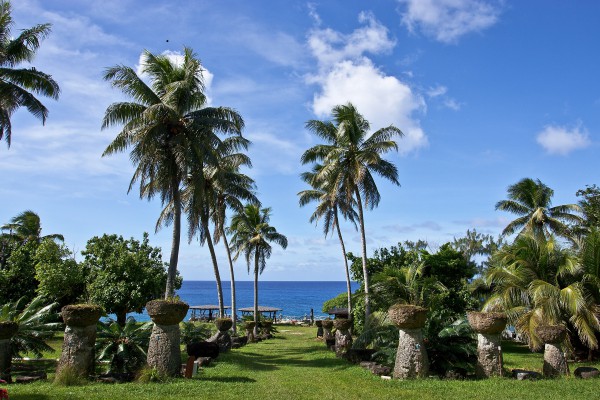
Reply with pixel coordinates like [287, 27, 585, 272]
[127, 280, 359, 322]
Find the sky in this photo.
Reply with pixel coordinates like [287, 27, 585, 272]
[2, 0, 599, 282]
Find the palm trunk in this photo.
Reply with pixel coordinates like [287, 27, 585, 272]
[254, 246, 259, 337]
[354, 188, 370, 321]
[223, 234, 237, 334]
[334, 207, 352, 321]
[203, 216, 224, 318]
[165, 179, 181, 299]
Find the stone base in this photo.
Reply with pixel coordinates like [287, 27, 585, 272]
[57, 324, 97, 377]
[334, 330, 352, 358]
[476, 333, 503, 378]
[147, 324, 182, 377]
[0, 339, 12, 382]
[543, 343, 569, 377]
[208, 331, 231, 353]
[393, 328, 429, 379]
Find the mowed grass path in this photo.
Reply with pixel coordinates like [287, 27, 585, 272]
[8, 326, 600, 400]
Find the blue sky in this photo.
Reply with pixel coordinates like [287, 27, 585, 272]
[2, 0, 599, 281]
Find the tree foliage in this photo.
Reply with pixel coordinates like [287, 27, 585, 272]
[82, 233, 178, 326]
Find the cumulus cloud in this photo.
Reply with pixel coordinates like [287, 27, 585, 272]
[383, 221, 443, 233]
[536, 124, 591, 155]
[398, 0, 502, 44]
[306, 12, 428, 154]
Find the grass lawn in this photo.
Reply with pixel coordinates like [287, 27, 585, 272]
[6, 325, 600, 400]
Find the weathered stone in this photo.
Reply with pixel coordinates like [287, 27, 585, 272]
[467, 312, 507, 334]
[245, 322, 256, 342]
[360, 361, 392, 376]
[197, 357, 212, 367]
[0, 338, 12, 382]
[346, 348, 376, 364]
[0, 321, 18, 340]
[57, 324, 98, 377]
[543, 343, 569, 377]
[475, 333, 503, 378]
[393, 327, 429, 379]
[388, 304, 428, 329]
[322, 319, 334, 344]
[186, 341, 219, 359]
[574, 366, 600, 379]
[334, 328, 352, 358]
[146, 300, 189, 326]
[215, 318, 232, 332]
[147, 323, 182, 377]
[61, 305, 102, 327]
[535, 324, 567, 344]
[207, 330, 232, 352]
[333, 318, 352, 331]
[15, 373, 47, 384]
[511, 369, 540, 380]
[261, 321, 273, 335]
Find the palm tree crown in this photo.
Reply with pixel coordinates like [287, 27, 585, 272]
[0, 0, 60, 147]
[102, 47, 243, 297]
[496, 178, 583, 239]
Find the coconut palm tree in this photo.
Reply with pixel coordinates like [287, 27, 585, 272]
[1, 210, 63, 243]
[0, 0, 60, 147]
[102, 47, 243, 297]
[229, 205, 287, 335]
[484, 232, 599, 350]
[298, 163, 358, 320]
[496, 178, 583, 240]
[301, 103, 403, 321]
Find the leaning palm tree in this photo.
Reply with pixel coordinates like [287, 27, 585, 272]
[484, 232, 599, 350]
[229, 205, 287, 335]
[1, 210, 63, 243]
[496, 178, 583, 240]
[102, 47, 243, 297]
[298, 163, 358, 320]
[0, 0, 60, 147]
[301, 103, 403, 321]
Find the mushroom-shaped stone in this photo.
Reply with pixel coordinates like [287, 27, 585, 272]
[333, 318, 353, 357]
[61, 304, 103, 327]
[535, 324, 567, 344]
[321, 319, 333, 330]
[146, 300, 189, 325]
[0, 321, 18, 340]
[333, 318, 353, 331]
[467, 312, 507, 334]
[261, 320, 273, 335]
[215, 318, 233, 332]
[245, 321, 256, 342]
[388, 304, 428, 329]
[0, 321, 18, 382]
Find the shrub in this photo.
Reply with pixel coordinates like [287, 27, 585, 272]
[54, 365, 87, 386]
[95, 317, 152, 375]
[180, 321, 211, 345]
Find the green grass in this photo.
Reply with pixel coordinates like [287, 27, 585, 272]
[6, 326, 600, 400]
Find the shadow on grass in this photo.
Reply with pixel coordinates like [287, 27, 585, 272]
[502, 341, 536, 354]
[225, 346, 351, 371]
[201, 376, 256, 383]
[7, 396, 52, 400]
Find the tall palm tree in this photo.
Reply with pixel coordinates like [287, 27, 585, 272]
[102, 47, 243, 298]
[301, 103, 403, 321]
[0, 0, 60, 147]
[484, 232, 599, 350]
[1, 210, 63, 243]
[496, 178, 583, 239]
[229, 205, 287, 335]
[298, 163, 358, 320]
[184, 135, 251, 318]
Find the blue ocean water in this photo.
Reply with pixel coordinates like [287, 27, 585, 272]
[128, 280, 359, 322]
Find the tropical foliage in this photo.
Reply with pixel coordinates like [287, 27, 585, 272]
[95, 317, 152, 375]
[301, 103, 403, 321]
[0, 0, 60, 147]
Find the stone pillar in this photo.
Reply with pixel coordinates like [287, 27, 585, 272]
[535, 325, 569, 377]
[467, 312, 507, 378]
[321, 320, 334, 349]
[261, 320, 273, 336]
[209, 318, 232, 352]
[0, 321, 18, 382]
[146, 300, 189, 377]
[245, 322, 256, 342]
[315, 320, 323, 338]
[388, 304, 429, 379]
[333, 318, 353, 358]
[57, 304, 102, 378]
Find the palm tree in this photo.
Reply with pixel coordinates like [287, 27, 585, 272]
[298, 163, 358, 320]
[301, 103, 403, 321]
[102, 47, 243, 297]
[484, 232, 599, 350]
[0, 0, 60, 147]
[1, 210, 64, 243]
[229, 205, 287, 335]
[496, 178, 583, 239]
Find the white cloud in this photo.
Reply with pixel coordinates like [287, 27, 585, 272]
[306, 13, 428, 154]
[398, 0, 502, 44]
[536, 124, 591, 155]
[427, 85, 448, 97]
